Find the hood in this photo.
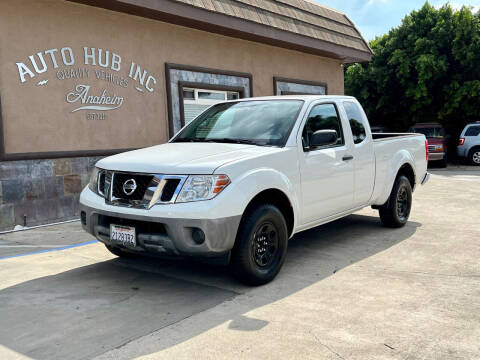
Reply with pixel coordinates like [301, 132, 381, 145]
[96, 142, 280, 174]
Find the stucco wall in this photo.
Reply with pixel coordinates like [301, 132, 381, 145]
[0, 0, 344, 157]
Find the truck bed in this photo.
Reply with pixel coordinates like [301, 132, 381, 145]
[370, 132, 427, 205]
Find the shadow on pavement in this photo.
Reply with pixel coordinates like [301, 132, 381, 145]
[0, 214, 420, 359]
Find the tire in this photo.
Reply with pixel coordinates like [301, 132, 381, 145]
[469, 148, 480, 166]
[439, 155, 447, 168]
[229, 204, 288, 286]
[379, 175, 412, 228]
[105, 244, 138, 259]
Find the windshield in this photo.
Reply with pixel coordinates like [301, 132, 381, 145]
[173, 100, 304, 147]
[410, 127, 445, 138]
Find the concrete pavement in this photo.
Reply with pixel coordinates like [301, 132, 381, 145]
[0, 167, 479, 359]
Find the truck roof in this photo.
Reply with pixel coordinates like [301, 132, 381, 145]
[237, 95, 357, 102]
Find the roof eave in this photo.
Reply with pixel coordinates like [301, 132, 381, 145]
[66, 0, 373, 63]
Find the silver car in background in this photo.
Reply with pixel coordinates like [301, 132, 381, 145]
[457, 122, 480, 165]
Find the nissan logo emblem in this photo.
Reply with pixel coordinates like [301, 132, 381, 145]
[122, 179, 137, 196]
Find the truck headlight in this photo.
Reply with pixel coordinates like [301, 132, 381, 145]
[88, 167, 106, 197]
[176, 175, 230, 203]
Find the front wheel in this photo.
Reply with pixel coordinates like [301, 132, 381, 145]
[379, 175, 412, 228]
[229, 204, 288, 286]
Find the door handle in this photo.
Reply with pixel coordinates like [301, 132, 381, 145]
[342, 155, 354, 161]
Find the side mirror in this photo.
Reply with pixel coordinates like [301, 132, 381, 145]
[309, 130, 338, 148]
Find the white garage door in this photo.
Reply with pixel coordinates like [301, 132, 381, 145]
[183, 88, 239, 124]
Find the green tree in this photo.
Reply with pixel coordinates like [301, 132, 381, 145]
[345, 2, 480, 144]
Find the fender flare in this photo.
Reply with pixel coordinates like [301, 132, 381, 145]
[233, 168, 300, 231]
[373, 150, 416, 206]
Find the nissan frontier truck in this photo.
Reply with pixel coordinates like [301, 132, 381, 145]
[80, 96, 429, 285]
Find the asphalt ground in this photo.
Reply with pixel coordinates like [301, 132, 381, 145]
[0, 166, 479, 359]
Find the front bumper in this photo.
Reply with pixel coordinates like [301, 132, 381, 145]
[80, 203, 241, 257]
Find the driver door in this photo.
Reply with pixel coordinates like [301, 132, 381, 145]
[298, 102, 355, 224]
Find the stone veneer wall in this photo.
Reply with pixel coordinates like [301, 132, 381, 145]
[0, 156, 103, 231]
[275, 80, 326, 95]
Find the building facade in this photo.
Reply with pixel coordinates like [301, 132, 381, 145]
[0, 0, 371, 230]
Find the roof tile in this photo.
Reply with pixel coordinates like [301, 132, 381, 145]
[171, 0, 370, 54]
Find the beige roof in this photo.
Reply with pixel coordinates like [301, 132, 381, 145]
[174, 0, 371, 58]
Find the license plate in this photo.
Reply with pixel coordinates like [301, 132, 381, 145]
[110, 224, 136, 247]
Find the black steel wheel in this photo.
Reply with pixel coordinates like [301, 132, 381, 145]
[379, 175, 412, 228]
[395, 186, 410, 222]
[251, 222, 279, 268]
[230, 203, 288, 285]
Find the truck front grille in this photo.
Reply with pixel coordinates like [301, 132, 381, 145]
[112, 173, 153, 200]
[104, 171, 187, 209]
[161, 179, 181, 202]
[98, 171, 106, 196]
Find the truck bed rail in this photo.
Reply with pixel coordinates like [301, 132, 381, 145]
[372, 133, 423, 141]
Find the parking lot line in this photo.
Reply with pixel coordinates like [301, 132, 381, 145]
[0, 240, 98, 260]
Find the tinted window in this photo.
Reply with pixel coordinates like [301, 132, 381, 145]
[302, 103, 344, 149]
[410, 127, 445, 138]
[465, 126, 480, 136]
[183, 89, 194, 99]
[198, 91, 225, 100]
[344, 101, 366, 144]
[174, 100, 303, 147]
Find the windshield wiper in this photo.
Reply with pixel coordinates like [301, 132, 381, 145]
[175, 137, 269, 146]
[174, 138, 208, 142]
[205, 138, 260, 145]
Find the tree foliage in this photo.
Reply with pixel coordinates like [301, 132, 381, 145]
[345, 2, 480, 139]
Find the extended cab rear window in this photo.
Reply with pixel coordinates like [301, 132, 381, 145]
[343, 101, 367, 144]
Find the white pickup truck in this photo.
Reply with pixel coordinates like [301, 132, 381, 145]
[80, 96, 429, 285]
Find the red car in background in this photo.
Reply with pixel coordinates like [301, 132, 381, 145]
[409, 123, 447, 167]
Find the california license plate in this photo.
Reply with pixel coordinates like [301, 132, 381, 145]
[110, 224, 136, 247]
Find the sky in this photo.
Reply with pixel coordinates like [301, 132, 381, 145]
[315, 0, 480, 41]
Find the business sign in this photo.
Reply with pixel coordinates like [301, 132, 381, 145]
[15, 46, 158, 119]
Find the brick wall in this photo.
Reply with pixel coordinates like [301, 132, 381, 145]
[0, 156, 103, 230]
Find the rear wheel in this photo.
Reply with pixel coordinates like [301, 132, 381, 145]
[379, 175, 412, 228]
[469, 148, 480, 166]
[230, 204, 288, 286]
